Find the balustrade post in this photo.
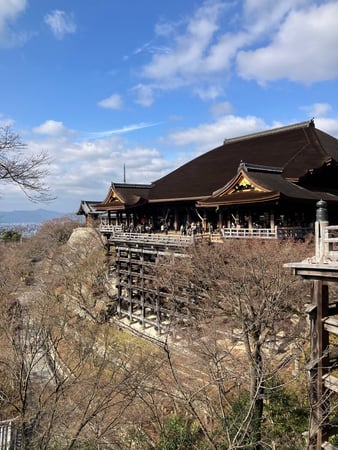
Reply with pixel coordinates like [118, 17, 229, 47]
[315, 200, 329, 263]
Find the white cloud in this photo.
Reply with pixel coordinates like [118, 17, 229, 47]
[134, 0, 338, 103]
[237, 2, 338, 83]
[169, 114, 271, 151]
[315, 117, 338, 137]
[0, 0, 31, 46]
[44, 10, 76, 40]
[138, 1, 272, 96]
[301, 102, 332, 118]
[97, 94, 123, 110]
[169, 111, 338, 158]
[142, 1, 225, 85]
[14, 125, 177, 211]
[33, 120, 71, 136]
[132, 84, 155, 107]
[131, 1, 235, 103]
[242, 0, 308, 36]
[0, 0, 26, 31]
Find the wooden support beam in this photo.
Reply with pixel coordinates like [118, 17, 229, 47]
[323, 317, 338, 335]
[309, 280, 330, 449]
[323, 374, 338, 394]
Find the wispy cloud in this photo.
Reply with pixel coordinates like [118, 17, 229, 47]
[44, 10, 77, 40]
[133, 41, 171, 56]
[132, 84, 155, 107]
[84, 121, 162, 139]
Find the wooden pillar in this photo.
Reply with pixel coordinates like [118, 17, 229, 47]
[248, 211, 253, 229]
[140, 249, 145, 328]
[156, 249, 161, 335]
[218, 209, 223, 229]
[309, 280, 329, 449]
[174, 209, 179, 232]
[128, 245, 133, 323]
[116, 246, 122, 316]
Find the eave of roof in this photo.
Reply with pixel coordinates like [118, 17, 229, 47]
[97, 182, 151, 208]
[76, 200, 102, 215]
[148, 195, 210, 203]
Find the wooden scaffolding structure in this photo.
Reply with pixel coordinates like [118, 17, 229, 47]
[104, 232, 194, 334]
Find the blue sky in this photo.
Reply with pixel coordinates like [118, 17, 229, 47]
[1, 0, 338, 212]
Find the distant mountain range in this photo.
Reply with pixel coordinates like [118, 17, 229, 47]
[0, 209, 69, 224]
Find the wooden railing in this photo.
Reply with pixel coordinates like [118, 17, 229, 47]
[325, 225, 338, 259]
[313, 222, 338, 263]
[316, 225, 338, 263]
[100, 223, 312, 242]
[108, 231, 194, 247]
[220, 227, 277, 239]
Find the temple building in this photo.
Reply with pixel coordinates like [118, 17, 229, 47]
[77, 120, 338, 236]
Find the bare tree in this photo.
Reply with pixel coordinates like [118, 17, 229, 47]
[3, 225, 188, 449]
[0, 230, 169, 449]
[155, 238, 313, 449]
[0, 125, 52, 202]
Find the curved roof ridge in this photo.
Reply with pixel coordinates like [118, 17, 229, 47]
[112, 182, 152, 189]
[223, 119, 314, 144]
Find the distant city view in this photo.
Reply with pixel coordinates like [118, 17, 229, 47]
[0, 209, 80, 238]
[0, 222, 40, 238]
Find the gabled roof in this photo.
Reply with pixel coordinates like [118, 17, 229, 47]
[77, 200, 102, 216]
[149, 120, 338, 202]
[198, 162, 338, 207]
[94, 183, 152, 211]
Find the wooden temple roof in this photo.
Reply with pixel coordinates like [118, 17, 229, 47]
[149, 120, 338, 202]
[94, 182, 151, 211]
[76, 200, 102, 216]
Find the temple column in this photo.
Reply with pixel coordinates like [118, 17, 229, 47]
[248, 213, 253, 229]
[218, 209, 223, 229]
[174, 209, 179, 232]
